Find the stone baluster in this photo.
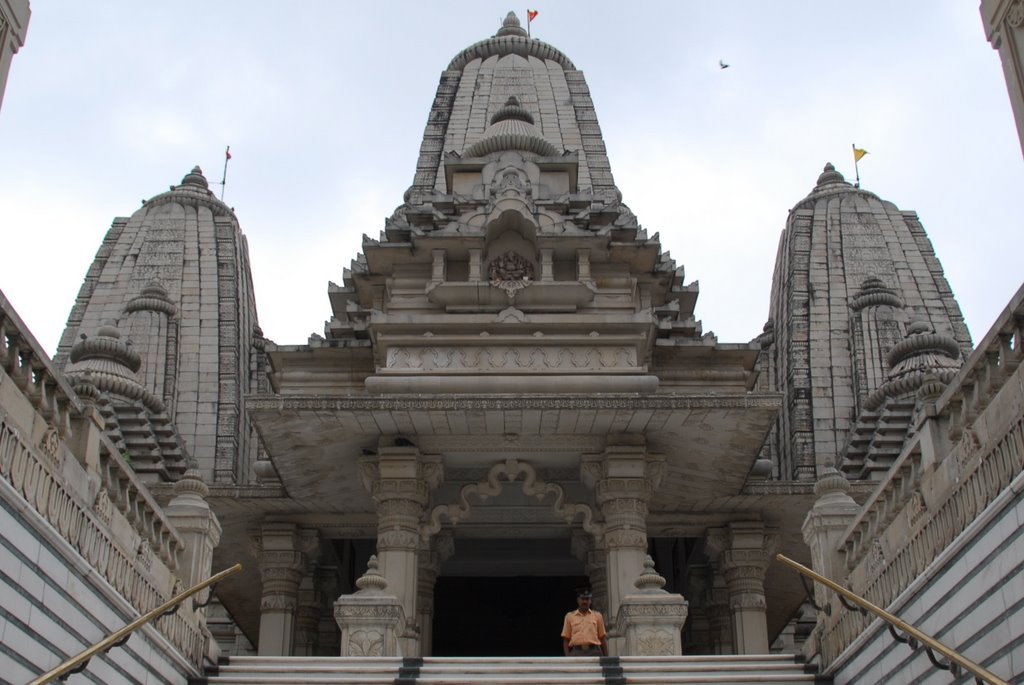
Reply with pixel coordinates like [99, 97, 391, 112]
[251, 522, 308, 655]
[705, 522, 778, 654]
[359, 443, 441, 656]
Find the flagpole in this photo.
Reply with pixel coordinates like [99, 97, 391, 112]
[852, 143, 860, 188]
[526, 8, 531, 37]
[220, 145, 231, 201]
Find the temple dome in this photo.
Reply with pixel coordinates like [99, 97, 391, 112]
[446, 11, 575, 72]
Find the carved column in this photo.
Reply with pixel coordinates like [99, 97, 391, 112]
[572, 532, 609, 615]
[292, 529, 322, 656]
[706, 566, 734, 654]
[417, 531, 453, 656]
[705, 523, 778, 654]
[581, 437, 665, 638]
[359, 443, 441, 656]
[252, 522, 313, 655]
[316, 565, 341, 655]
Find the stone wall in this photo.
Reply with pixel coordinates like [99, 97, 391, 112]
[0, 289, 205, 683]
[815, 282, 1024, 682]
[0, 0, 29, 113]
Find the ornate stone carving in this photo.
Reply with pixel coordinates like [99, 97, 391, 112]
[488, 251, 534, 297]
[422, 456, 602, 540]
[347, 629, 385, 657]
[1008, 1, 1024, 28]
[385, 345, 638, 372]
[637, 630, 675, 655]
[260, 594, 298, 612]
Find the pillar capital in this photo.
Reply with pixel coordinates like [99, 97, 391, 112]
[359, 445, 442, 507]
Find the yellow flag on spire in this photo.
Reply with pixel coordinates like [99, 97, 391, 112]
[853, 147, 868, 162]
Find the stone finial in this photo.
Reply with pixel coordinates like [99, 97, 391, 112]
[633, 555, 668, 593]
[66, 322, 166, 413]
[495, 11, 528, 38]
[850, 275, 904, 311]
[124, 280, 177, 316]
[179, 166, 209, 189]
[354, 555, 388, 594]
[813, 462, 855, 505]
[490, 96, 535, 125]
[68, 321, 142, 373]
[862, 319, 962, 411]
[172, 467, 210, 499]
[814, 162, 850, 188]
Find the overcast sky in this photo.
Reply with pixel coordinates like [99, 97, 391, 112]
[1, 1, 1021, 357]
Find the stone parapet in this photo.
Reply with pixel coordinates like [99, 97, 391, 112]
[0, 290, 205, 671]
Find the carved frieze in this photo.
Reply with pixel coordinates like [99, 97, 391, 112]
[385, 345, 638, 372]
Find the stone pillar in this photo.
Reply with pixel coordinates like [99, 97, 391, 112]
[252, 522, 312, 656]
[335, 555, 406, 656]
[316, 565, 341, 655]
[706, 566, 734, 654]
[164, 468, 222, 662]
[705, 522, 778, 654]
[164, 468, 222, 595]
[417, 531, 453, 656]
[359, 444, 441, 656]
[292, 529, 321, 655]
[581, 437, 664, 629]
[572, 532, 609, 615]
[801, 466, 859, 602]
[616, 555, 688, 656]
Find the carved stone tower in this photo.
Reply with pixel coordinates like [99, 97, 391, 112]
[757, 163, 971, 482]
[55, 166, 268, 484]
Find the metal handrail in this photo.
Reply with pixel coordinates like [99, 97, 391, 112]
[776, 554, 1008, 685]
[27, 563, 242, 685]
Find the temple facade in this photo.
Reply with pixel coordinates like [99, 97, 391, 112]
[2, 7, 1023, 684]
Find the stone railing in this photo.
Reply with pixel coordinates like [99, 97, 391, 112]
[0, 291, 204, 667]
[818, 283, 1024, 665]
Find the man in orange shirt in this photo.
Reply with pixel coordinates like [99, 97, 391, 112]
[561, 588, 608, 656]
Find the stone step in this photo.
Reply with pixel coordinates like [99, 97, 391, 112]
[205, 654, 825, 685]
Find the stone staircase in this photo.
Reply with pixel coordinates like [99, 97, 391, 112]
[199, 654, 827, 684]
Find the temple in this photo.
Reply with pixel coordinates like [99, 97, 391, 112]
[2, 7, 1023, 684]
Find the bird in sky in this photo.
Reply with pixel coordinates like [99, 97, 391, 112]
[719, 60, 730, 69]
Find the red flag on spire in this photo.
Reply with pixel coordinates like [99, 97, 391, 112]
[527, 9, 538, 22]
[225, 146, 232, 161]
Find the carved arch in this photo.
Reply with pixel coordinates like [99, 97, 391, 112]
[420, 457, 603, 542]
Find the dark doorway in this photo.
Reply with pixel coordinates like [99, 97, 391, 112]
[432, 575, 588, 656]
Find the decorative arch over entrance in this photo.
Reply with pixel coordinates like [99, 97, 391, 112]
[420, 457, 603, 541]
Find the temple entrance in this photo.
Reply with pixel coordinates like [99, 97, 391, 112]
[432, 575, 588, 656]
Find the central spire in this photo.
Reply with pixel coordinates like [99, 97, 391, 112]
[495, 11, 529, 38]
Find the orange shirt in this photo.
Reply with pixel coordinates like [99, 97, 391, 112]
[561, 608, 607, 647]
